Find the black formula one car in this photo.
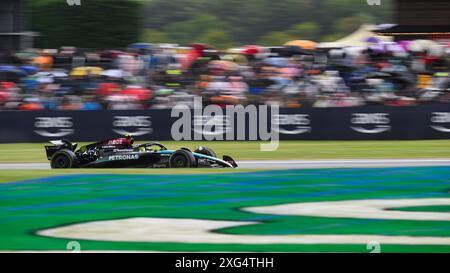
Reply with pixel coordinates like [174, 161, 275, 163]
[45, 138, 238, 169]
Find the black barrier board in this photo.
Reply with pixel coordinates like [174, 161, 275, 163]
[0, 104, 449, 143]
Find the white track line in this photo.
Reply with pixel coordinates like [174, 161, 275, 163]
[240, 159, 450, 164]
[0, 163, 49, 170]
[1, 159, 450, 170]
[237, 158, 450, 169]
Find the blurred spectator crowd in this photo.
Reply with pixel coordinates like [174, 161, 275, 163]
[0, 40, 449, 111]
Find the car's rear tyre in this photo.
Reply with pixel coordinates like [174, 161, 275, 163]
[169, 150, 196, 168]
[194, 146, 217, 158]
[51, 149, 79, 169]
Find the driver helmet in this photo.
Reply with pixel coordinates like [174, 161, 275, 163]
[124, 133, 134, 145]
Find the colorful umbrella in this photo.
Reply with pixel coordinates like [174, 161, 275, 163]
[0, 66, 26, 76]
[380, 42, 407, 54]
[410, 40, 438, 53]
[208, 60, 238, 71]
[284, 40, 317, 50]
[121, 86, 152, 101]
[264, 57, 288, 68]
[19, 66, 38, 75]
[128, 43, 153, 50]
[365, 37, 380, 44]
[102, 69, 131, 78]
[70, 67, 104, 77]
[0, 82, 16, 89]
[222, 54, 247, 64]
[97, 83, 121, 97]
[397, 41, 412, 52]
[36, 71, 68, 78]
[242, 45, 264, 55]
[190, 44, 214, 55]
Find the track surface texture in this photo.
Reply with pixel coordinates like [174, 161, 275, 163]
[0, 166, 450, 252]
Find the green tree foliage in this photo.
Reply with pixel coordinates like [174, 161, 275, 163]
[259, 32, 295, 46]
[142, 0, 392, 45]
[164, 14, 229, 45]
[32, 0, 141, 48]
[140, 29, 171, 44]
[334, 16, 365, 35]
[32, 0, 393, 48]
[198, 30, 234, 49]
[286, 22, 321, 41]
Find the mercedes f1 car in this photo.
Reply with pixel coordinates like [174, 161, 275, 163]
[45, 139, 238, 169]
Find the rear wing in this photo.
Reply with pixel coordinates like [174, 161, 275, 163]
[45, 140, 77, 160]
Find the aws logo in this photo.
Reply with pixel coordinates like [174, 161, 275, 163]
[192, 115, 233, 136]
[113, 116, 153, 137]
[273, 114, 311, 135]
[351, 113, 391, 134]
[34, 117, 74, 138]
[431, 112, 450, 133]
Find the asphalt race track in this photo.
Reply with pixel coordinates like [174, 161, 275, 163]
[1, 158, 450, 169]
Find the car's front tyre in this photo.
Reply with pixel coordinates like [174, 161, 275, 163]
[51, 149, 79, 169]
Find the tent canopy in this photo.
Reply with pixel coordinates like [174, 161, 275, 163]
[319, 25, 393, 48]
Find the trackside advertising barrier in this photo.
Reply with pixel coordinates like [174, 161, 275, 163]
[0, 104, 449, 143]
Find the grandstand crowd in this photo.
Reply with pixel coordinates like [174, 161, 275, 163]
[0, 40, 449, 110]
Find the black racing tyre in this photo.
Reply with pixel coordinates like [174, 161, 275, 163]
[193, 146, 217, 158]
[169, 150, 196, 168]
[51, 149, 79, 169]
